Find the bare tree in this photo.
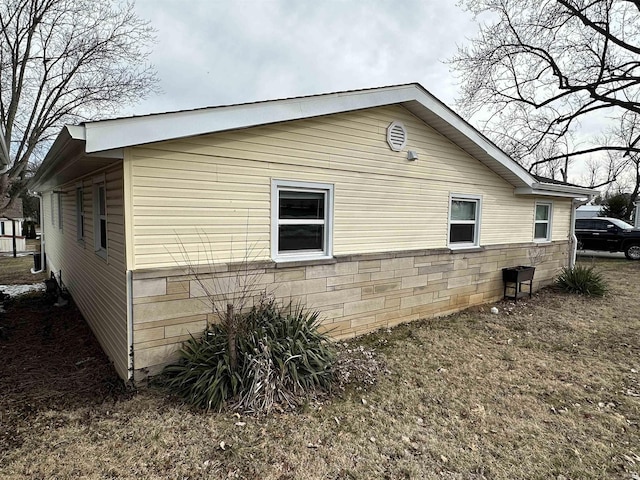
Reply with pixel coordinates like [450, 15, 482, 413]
[450, 0, 640, 183]
[0, 0, 158, 213]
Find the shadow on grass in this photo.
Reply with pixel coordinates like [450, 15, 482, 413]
[0, 293, 133, 452]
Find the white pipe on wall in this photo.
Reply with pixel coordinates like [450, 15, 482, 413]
[30, 192, 45, 274]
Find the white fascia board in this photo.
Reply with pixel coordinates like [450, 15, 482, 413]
[409, 88, 535, 188]
[515, 183, 598, 198]
[83, 85, 418, 153]
[66, 124, 86, 140]
[78, 82, 538, 189]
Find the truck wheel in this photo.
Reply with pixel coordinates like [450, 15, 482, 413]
[624, 244, 640, 260]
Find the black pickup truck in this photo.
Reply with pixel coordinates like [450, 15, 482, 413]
[575, 217, 640, 260]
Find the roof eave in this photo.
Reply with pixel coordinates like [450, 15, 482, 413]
[29, 125, 86, 191]
[515, 183, 598, 198]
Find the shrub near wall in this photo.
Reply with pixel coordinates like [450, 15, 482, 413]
[163, 298, 335, 413]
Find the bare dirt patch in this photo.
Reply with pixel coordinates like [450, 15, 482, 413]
[0, 257, 639, 479]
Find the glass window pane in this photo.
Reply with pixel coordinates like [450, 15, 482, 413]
[536, 204, 549, 221]
[451, 200, 476, 221]
[450, 224, 475, 243]
[99, 186, 106, 216]
[279, 191, 324, 220]
[534, 223, 548, 239]
[279, 224, 323, 252]
[100, 219, 107, 249]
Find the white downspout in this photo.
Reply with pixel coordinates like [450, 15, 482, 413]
[570, 197, 591, 268]
[126, 269, 134, 381]
[31, 192, 45, 274]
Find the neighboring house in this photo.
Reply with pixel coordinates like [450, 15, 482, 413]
[29, 83, 596, 381]
[0, 198, 25, 253]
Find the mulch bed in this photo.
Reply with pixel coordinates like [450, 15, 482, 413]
[0, 293, 133, 452]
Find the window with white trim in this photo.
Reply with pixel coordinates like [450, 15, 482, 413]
[272, 180, 333, 261]
[93, 181, 107, 258]
[57, 193, 63, 231]
[50, 192, 55, 227]
[534, 202, 552, 241]
[448, 195, 481, 247]
[76, 186, 84, 241]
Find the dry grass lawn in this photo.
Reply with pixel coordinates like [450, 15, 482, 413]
[0, 257, 639, 479]
[0, 252, 46, 284]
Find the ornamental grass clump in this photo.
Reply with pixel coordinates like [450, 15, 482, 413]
[555, 265, 607, 296]
[163, 298, 335, 414]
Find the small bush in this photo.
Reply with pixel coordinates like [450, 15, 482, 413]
[163, 298, 334, 413]
[555, 265, 607, 296]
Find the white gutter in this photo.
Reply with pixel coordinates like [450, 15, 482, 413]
[515, 183, 599, 198]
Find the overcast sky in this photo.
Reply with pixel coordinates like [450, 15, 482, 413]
[128, 1, 478, 116]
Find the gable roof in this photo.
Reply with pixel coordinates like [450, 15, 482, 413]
[30, 83, 597, 198]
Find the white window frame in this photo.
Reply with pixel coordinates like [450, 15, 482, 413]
[93, 176, 108, 259]
[57, 192, 63, 231]
[76, 184, 84, 241]
[448, 194, 482, 249]
[534, 201, 553, 242]
[50, 192, 55, 227]
[271, 179, 334, 262]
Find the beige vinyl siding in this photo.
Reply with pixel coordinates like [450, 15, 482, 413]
[127, 105, 572, 269]
[42, 164, 128, 379]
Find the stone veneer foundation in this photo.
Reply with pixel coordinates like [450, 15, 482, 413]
[131, 241, 569, 380]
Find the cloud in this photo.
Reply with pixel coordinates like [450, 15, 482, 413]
[129, 0, 477, 115]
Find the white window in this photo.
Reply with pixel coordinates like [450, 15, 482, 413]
[271, 180, 334, 261]
[448, 195, 481, 248]
[534, 202, 552, 241]
[93, 181, 107, 258]
[50, 192, 55, 226]
[57, 193, 63, 231]
[76, 186, 84, 241]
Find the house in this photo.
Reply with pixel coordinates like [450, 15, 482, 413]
[0, 198, 25, 253]
[29, 83, 596, 382]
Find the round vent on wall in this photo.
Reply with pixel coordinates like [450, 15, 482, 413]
[387, 121, 407, 152]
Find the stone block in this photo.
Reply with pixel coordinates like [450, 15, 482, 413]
[134, 343, 181, 370]
[358, 260, 381, 272]
[374, 281, 401, 294]
[380, 256, 415, 272]
[134, 327, 164, 344]
[274, 268, 306, 282]
[343, 297, 386, 316]
[305, 262, 358, 279]
[393, 267, 419, 278]
[307, 287, 361, 308]
[133, 278, 166, 298]
[271, 278, 327, 297]
[400, 291, 434, 309]
[166, 280, 189, 295]
[447, 275, 472, 289]
[401, 274, 430, 289]
[165, 319, 207, 338]
[371, 270, 395, 281]
[134, 298, 210, 324]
